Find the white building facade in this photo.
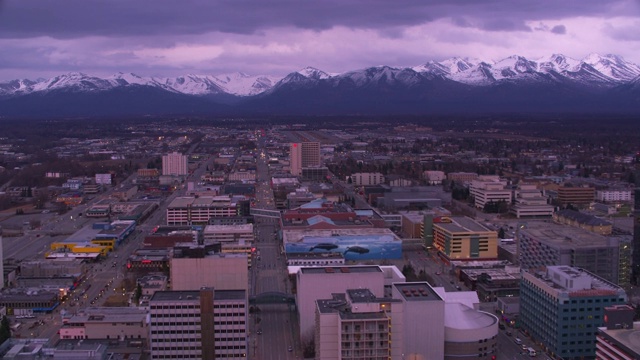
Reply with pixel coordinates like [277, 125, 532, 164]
[162, 152, 188, 176]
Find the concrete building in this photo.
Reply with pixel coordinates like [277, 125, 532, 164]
[349, 172, 385, 186]
[469, 176, 512, 209]
[94, 173, 113, 185]
[286, 252, 344, 267]
[447, 172, 479, 184]
[296, 266, 397, 342]
[59, 307, 149, 342]
[290, 142, 321, 176]
[170, 252, 248, 292]
[517, 221, 627, 285]
[312, 280, 498, 360]
[166, 196, 241, 226]
[375, 186, 451, 211]
[203, 224, 254, 245]
[162, 151, 188, 176]
[423, 170, 446, 185]
[596, 305, 640, 359]
[596, 189, 632, 203]
[557, 184, 595, 207]
[433, 216, 498, 261]
[149, 288, 248, 360]
[520, 266, 627, 359]
[510, 184, 554, 218]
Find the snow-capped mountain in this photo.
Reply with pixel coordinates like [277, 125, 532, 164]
[210, 72, 280, 96]
[1, 53, 640, 117]
[0, 72, 281, 97]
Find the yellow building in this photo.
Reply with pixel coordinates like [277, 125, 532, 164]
[433, 216, 497, 261]
[50, 242, 109, 256]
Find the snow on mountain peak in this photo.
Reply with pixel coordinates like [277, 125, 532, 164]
[211, 72, 281, 96]
[536, 54, 581, 72]
[582, 53, 640, 81]
[297, 67, 330, 80]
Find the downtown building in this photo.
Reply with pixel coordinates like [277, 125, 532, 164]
[468, 176, 512, 209]
[520, 266, 627, 359]
[290, 142, 321, 176]
[166, 196, 247, 226]
[162, 151, 188, 176]
[510, 184, 554, 218]
[517, 221, 630, 286]
[432, 216, 498, 261]
[149, 288, 248, 360]
[596, 305, 640, 359]
[306, 268, 499, 360]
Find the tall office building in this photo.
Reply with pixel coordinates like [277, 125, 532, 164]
[520, 266, 627, 359]
[149, 288, 248, 360]
[290, 142, 320, 176]
[632, 152, 640, 285]
[162, 151, 188, 176]
[170, 251, 248, 292]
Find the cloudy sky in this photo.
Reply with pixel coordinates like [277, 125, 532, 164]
[1, 0, 639, 81]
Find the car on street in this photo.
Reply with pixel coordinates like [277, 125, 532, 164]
[287, 346, 293, 352]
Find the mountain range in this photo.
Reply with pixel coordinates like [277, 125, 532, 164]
[1, 53, 639, 117]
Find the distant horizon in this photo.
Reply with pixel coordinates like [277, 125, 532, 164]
[1, 52, 638, 82]
[1, 1, 639, 81]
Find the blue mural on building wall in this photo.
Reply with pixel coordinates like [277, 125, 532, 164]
[285, 235, 402, 260]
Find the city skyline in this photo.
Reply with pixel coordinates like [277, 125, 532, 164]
[1, 0, 639, 81]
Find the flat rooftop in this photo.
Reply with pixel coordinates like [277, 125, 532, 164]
[150, 290, 201, 302]
[598, 322, 640, 356]
[167, 196, 234, 208]
[204, 224, 253, 233]
[445, 302, 498, 330]
[300, 265, 382, 275]
[520, 221, 615, 248]
[435, 216, 492, 233]
[394, 282, 443, 302]
[283, 227, 399, 243]
[66, 307, 147, 323]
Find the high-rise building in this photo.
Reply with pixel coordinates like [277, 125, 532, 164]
[149, 288, 248, 360]
[162, 151, 188, 176]
[170, 251, 248, 292]
[520, 266, 627, 359]
[290, 142, 320, 176]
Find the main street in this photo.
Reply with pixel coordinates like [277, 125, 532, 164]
[250, 135, 299, 360]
